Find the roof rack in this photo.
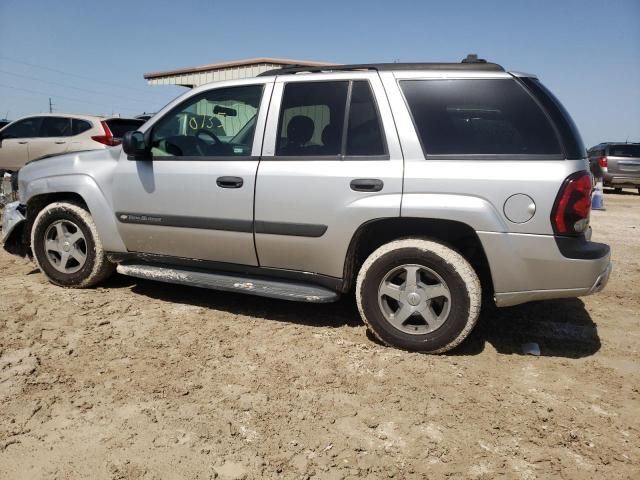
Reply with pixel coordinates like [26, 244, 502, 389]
[257, 55, 504, 77]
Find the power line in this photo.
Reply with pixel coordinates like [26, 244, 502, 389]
[0, 55, 171, 100]
[0, 69, 160, 105]
[0, 83, 138, 115]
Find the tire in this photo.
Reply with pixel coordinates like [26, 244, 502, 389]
[31, 201, 115, 288]
[356, 238, 481, 353]
[614, 188, 623, 194]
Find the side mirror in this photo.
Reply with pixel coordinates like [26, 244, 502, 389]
[122, 131, 149, 159]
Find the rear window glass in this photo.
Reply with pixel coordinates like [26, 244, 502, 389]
[106, 119, 144, 138]
[400, 79, 562, 157]
[608, 145, 640, 157]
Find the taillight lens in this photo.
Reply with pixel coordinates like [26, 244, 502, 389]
[598, 156, 608, 168]
[91, 121, 120, 146]
[551, 171, 592, 235]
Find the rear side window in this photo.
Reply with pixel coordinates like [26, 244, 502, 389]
[72, 119, 92, 135]
[608, 145, 640, 157]
[105, 119, 144, 139]
[346, 81, 386, 156]
[40, 117, 72, 137]
[400, 79, 562, 157]
[277, 81, 348, 156]
[276, 80, 386, 157]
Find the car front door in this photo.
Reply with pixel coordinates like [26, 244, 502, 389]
[0, 117, 42, 170]
[27, 116, 73, 161]
[255, 73, 404, 279]
[112, 80, 273, 266]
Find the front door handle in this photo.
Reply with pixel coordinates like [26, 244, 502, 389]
[54, 141, 66, 144]
[216, 176, 244, 188]
[350, 178, 384, 192]
[18, 141, 28, 145]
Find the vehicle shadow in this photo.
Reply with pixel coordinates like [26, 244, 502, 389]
[105, 274, 601, 359]
[450, 298, 601, 358]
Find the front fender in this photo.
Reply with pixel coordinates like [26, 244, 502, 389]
[23, 174, 126, 252]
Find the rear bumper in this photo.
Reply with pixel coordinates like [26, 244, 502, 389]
[477, 231, 612, 308]
[603, 173, 640, 188]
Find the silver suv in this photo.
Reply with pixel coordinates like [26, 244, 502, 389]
[1, 59, 612, 353]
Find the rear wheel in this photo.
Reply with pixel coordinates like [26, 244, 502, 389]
[31, 202, 115, 288]
[356, 238, 481, 353]
[614, 188, 623, 193]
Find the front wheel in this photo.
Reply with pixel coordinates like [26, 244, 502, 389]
[31, 202, 115, 288]
[356, 238, 481, 353]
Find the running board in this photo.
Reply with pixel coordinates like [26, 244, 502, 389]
[116, 263, 340, 303]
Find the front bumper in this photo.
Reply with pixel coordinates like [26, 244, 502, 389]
[1, 201, 26, 244]
[477, 231, 612, 308]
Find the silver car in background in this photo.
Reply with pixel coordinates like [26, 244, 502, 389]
[588, 143, 640, 194]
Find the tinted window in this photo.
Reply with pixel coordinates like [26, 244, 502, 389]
[277, 81, 348, 156]
[346, 81, 386, 156]
[1, 117, 42, 138]
[520, 77, 586, 159]
[72, 119, 92, 135]
[608, 145, 640, 157]
[401, 79, 562, 157]
[151, 84, 263, 158]
[105, 119, 144, 139]
[41, 117, 72, 137]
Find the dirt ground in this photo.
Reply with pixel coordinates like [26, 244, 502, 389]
[0, 192, 638, 480]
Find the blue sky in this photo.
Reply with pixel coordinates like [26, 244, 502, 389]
[0, 0, 638, 147]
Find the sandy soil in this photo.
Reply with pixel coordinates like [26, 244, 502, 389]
[1, 193, 639, 480]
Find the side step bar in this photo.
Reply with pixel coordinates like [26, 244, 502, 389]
[116, 263, 340, 303]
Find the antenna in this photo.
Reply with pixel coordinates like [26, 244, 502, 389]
[48, 97, 54, 113]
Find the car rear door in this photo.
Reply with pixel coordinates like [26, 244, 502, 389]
[254, 72, 403, 279]
[112, 79, 273, 266]
[28, 116, 73, 161]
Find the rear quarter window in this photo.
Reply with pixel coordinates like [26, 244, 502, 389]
[400, 79, 563, 158]
[608, 145, 640, 157]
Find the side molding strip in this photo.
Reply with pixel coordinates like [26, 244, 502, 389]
[116, 213, 327, 238]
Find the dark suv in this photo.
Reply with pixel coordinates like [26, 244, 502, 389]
[588, 143, 640, 194]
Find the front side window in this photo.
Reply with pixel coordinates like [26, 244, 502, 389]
[1, 117, 42, 139]
[400, 79, 563, 157]
[276, 80, 386, 158]
[151, 84, 264, 158]
[41, 117, 72, 137]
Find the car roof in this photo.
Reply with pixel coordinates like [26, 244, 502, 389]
[11, 113, 142, 122]
[258, 60, 505, 77]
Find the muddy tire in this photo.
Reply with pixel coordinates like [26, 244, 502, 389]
[31, 202, 115, 288]
[356, 238, 481, 353]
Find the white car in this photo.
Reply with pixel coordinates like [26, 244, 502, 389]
[0, 113, 144, 172]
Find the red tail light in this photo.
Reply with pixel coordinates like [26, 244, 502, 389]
[598, 156, 608, 168]
[91, 121, 120, 146]
[551, 171, 592, 235]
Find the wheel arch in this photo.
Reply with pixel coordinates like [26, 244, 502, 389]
[21, 175, 126, 252]
[342, 217, 494, 301]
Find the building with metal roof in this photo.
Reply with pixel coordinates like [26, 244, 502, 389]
[143, 57, 335, 88]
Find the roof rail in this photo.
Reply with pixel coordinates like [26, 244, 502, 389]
[257, 55, 504, 77]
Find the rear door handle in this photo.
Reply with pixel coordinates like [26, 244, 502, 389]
[54, 141, 66, 144]
[18, 141, 28, 144]
[216, 176, 244, 188]
[350, 178, 384, 192]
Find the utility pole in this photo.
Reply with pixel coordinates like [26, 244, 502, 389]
[49, 97, 54, 113]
